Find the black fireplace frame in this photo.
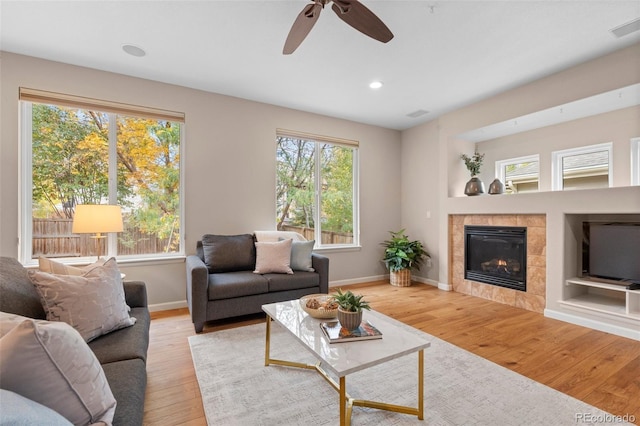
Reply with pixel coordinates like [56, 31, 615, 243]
[464, 225, 527, 292]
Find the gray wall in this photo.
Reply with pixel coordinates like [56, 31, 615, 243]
[0, 52, 401, 309]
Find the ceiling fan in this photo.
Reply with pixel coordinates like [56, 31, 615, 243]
[283, 0, 394, 55]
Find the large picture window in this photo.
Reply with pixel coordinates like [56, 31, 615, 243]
[276, 131, 359, 248]
[20, 89, 184, 264]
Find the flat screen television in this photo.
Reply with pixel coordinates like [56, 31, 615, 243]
[582, 222, 640, 287]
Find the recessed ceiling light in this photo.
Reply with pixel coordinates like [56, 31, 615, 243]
[122, 44, 146, 57]
[369, 81, 383, 89]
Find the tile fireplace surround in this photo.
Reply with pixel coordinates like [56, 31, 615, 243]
[449, 214, 546, 313]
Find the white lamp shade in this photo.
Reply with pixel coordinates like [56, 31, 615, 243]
[72, 205, 123, 234]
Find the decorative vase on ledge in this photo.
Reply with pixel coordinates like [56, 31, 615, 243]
[464, 177, 485, 196]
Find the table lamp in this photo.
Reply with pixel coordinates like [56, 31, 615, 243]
[72, 204, 123, 259]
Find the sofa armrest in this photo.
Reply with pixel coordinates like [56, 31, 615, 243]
[312, 253, 329, 294]
[124, 281, 148, 309]
[186, 255, 209, 332]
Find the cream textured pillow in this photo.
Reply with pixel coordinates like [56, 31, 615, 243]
[253, 239, 294, 274]
[0, 311, 31, 338]
[28, 257, 136, 342]
[38, 256, 106, 275]
[0, 319, 116, 426]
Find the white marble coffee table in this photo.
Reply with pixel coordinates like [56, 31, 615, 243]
[262, 299, 431, 426]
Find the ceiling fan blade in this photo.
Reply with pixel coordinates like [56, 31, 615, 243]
[283, 2, 323, 55]
[331, 0, 393, 43]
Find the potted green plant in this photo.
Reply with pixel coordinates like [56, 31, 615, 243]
[460, 151, 485, 196]
[381, 229, 428, 287]
[332, 289, 371, 330]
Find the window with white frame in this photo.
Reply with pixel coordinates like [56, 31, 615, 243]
[551, 142, 613, 191]
[276, 131, 359, 248]
[19, 88, 184, 264]
[632, 137, 640, 186]
[495, 155, 540, 194]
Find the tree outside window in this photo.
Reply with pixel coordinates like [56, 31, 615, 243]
[276, 134, 358, 247]
[26, 102, 182, 261]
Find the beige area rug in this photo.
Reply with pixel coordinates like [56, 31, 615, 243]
[189, 322, 631, 426]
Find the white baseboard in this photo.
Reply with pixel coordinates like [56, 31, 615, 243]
[438, 282, 453, 291]
[544, 309, 640, 341]
[329, 275, 387, 288]
[329, 275, 443, 289]
[149, 300, 188, 313]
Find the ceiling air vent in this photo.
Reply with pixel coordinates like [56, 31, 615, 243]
[407, 109, 429, 118]
[610, 17, 640, 38]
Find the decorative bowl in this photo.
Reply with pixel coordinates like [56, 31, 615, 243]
[299, 294, 339, 319]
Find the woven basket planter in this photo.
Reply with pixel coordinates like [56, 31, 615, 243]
[390, 269, 412, 287]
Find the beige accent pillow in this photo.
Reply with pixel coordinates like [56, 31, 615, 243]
[0, 318, 116, 425]
[28, 257, 136, 342]
[38, 257, 106, 275]
[0, 311, 31, 338]
[253, 239, 294, 274]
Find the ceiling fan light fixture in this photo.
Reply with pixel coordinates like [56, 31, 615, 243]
[369, 81, 383, 89]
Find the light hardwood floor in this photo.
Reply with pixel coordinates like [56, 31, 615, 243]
[143, 281, 640, 425]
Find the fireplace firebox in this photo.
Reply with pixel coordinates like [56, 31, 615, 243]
[464, 226, 527, 291]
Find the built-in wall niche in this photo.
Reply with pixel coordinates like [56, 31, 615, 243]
[562, 213, 640, 322]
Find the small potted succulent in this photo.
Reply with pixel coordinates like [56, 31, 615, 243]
[332, 289, 371, 330]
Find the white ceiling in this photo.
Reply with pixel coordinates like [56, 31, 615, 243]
[1, 0, 639, 130]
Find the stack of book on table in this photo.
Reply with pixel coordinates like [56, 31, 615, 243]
[320, 320, 383, 343]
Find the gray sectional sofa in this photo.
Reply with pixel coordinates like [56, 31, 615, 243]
[0, 257, 150, 426]
[186, 233, 329, 332]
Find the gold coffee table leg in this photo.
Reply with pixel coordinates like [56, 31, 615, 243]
[418, 349, 424, 420]
[264, 316, 271, 366]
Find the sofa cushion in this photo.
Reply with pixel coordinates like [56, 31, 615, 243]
[0, 389, 73, 426]
[208, 271, 269, 300]
[28, 257, 136, 342]
[266, 271, 320, 292]
[0, 257, 46, 320]
[202, 234, 256, 273]
[102, 358, 147, 426]
[0, 318, 116, 426]
[254, 239, 294, 274]
[89, 306, 150, 364]
[289, 239, 315, 272]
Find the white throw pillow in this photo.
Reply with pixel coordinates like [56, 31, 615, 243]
[38, 256, 106, 275]
[28, 257, 136, 342]
[254, 230, 307, 242]
[0, 319, 116, 426]
[253, 239, 294, 274]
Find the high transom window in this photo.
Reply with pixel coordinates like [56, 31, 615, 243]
[552, 142, 612, 191]
[276, 130, 359, 248]
[19, 88, 185, 264]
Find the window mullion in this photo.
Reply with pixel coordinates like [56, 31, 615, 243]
[107, 113, 118, 257]
[19, 102, 34, 263]
[314, 142, 322, 245]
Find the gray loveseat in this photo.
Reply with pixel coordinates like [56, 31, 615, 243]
[186, 233, 329, 332]
[0, 257, 150, 426]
